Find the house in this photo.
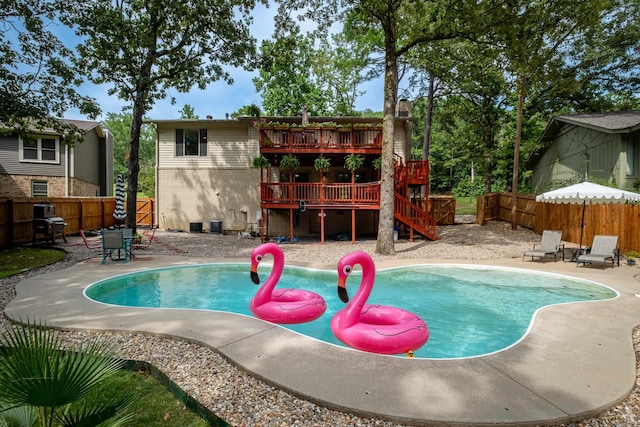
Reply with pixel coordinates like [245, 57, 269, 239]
[147, 101, 437, 242]
[528, 111, 640, 193]
[0, 119, 114, 198]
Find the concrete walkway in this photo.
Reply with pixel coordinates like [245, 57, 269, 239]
[6, 255, 640, 426]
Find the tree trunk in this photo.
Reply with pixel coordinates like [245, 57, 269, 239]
[125, 97, 144, 233]
[421, 75, 435, 198]
[511, 75, 525, 231]
[375, 29, 399, 256]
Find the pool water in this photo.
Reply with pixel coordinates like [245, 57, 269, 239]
[85, 264, 616, 359]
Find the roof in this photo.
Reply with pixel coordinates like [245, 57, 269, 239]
[539, 111, 640, 143]
[528, 111, 640, 168]
[58, 119, 105, 137]
[143, 115, 413, 125]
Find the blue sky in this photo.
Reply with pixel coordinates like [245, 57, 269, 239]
[61, 4, 384, 121]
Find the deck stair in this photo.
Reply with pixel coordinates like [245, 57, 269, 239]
[393, 157, 438, 240]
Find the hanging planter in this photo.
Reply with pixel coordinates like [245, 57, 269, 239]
[314, 155, 331, 172]
[251, 155, 270, 169]
[279, 154, 300, 173]
[344, 153, 365, 172]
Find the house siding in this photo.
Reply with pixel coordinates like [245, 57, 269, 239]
[156, 122, 260, 232]
[0, 123, 113, 197]
[531, 125, 624, 192]
[0, 134, 67, 176]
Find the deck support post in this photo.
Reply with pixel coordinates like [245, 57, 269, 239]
[351, 210, 356, 244]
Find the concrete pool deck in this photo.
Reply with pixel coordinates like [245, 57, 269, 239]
[5, 255, 640, 426]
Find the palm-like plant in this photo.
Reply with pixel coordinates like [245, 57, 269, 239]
[0, 319, 132, 427]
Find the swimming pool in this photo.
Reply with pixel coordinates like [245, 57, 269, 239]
[84, 263, 617, 358]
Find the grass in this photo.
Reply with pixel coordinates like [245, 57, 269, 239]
[86, 369, 211, 426]
[0, 247, 66, 279]
[455, 196, 477, 215]
[0, 248, 220, 426]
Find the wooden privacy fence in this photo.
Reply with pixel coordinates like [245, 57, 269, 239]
[0, 197, 155, 249]
[477, 192, 640, 253]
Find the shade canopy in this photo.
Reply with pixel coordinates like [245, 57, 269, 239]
[536, 181, 640, 205]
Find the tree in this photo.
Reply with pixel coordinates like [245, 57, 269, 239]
[62, 0, 265, 231]
[0, 0, 99, 139]
[493, 0, 614, 229]
[179, 104, 199, 119]
[104, 112, 155, 196]
[254, 34, 330, 115]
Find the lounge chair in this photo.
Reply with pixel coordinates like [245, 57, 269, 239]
[101, 229, 129, 264]
[523, 230, 564, 263]
[577, 235, 620, 269]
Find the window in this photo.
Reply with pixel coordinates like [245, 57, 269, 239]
[32, 180, 48, 197]
[175, 129, 207, 156]
[19, 136, 60, 163]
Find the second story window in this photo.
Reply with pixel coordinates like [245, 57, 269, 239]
[19, 135, 60, 164]
[175, 129, 207, 157]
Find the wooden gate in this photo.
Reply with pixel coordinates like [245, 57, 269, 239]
[135, 198, 155, 228]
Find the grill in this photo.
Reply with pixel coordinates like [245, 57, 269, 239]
[32, 203, 67, 244]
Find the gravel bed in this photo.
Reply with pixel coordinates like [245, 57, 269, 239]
[1, 219, 638, 426]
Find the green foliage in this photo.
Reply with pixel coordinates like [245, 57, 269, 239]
[344, 153, 364, 171]
[103, 112, 156, 195]
[232, 103, 262, 118]
[64, 0, 263, 229]
[0, 320, 131, 426]
[179, 104, 199, 119]
[254, 34, 329, 116]
[252, 155, 270, 169]
[314, 155, 331, 171]
[279, 154, 300, 172]
[0, 1, 100, 139]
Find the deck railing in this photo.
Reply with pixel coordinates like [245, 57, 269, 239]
[260, 128, 382, 151]
[260, 182, 380, 205]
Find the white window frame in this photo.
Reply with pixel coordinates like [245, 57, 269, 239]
[31, 180, 48, 197]
[19, 135, 60, 164]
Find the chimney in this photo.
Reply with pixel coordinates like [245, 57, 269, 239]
[396, 99, 412, 117]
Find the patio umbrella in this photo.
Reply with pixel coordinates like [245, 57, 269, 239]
[536, 181, 640, 247]
[113, 174, 127, 223]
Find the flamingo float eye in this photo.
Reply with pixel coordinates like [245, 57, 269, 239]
[342, 265, 352, 275]
[255, 254, 263, 263]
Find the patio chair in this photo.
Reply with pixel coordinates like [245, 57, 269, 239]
[79, 229, 101, 251]
[101, 229, 129, 264]
[132, 227, 157, 251]
[523, 230, 564, 263]
[577, 235, 620, 269]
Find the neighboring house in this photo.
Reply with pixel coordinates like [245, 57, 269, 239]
[147, 100, 438, 242]
[0, 119, 114, 198]
[528, 111, 640, 193]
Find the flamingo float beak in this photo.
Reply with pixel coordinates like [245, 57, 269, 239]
[250, 265, 260, 284]
[337, 277, 349, 303]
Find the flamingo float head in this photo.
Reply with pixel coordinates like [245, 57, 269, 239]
[336, 251, 367, 303]
[250, 242, 282, 285]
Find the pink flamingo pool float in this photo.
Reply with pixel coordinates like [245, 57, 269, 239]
[249, 243, 327, 324]
[331, 251, 430, 355]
